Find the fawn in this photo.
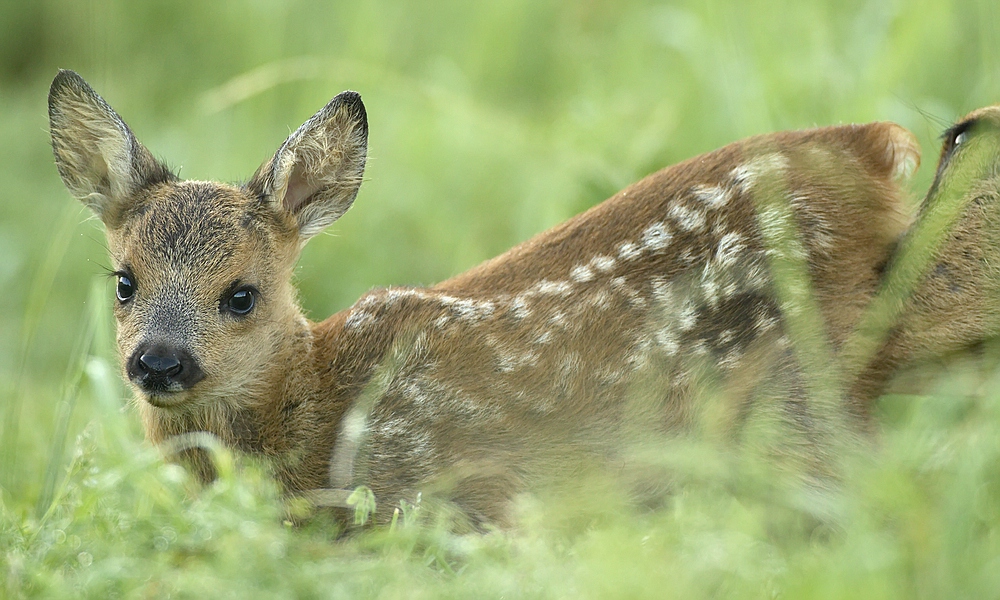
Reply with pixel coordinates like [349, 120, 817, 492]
[49, 69, 1000, 527]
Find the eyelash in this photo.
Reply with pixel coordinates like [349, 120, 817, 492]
[946, 120, 974, 154]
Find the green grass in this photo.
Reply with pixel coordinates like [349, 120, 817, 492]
[2, 0, 1000, 597]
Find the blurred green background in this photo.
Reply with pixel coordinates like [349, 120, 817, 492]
[1, 0, 999, 594]
[2, 0, 998, 502]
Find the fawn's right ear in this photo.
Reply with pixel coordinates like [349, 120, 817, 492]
[246, 90, 368, 241]
[48, 70, 174, 224]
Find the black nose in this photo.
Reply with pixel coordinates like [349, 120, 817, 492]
[127, 343, 205, 393]
[139, 353, 182, 377]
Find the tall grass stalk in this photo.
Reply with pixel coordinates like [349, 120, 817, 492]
[34, 280, 104, 519]
[0, 204, 81, 496]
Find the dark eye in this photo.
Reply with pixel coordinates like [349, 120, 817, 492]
[946, 120, 975, 155]
[225, 288, 256, 316]
[116, 274, 135, 303]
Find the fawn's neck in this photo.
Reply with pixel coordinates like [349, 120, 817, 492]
[853, 234, 1000, 408]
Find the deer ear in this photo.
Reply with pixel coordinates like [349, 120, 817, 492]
[247, 91, 368, 240]
[48, 70, 174, 225]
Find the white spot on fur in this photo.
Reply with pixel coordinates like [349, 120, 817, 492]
[739, 261, 770, 291]
[452, 299, 480, 321]
[571, 264, 595, 283]
[628, 335, 655, 370]
[669, 203, 706, 231]
[590, 255, 616, 272]
[497, 349, 539, 373]
[345, 310, 375, 329]
[755, 311, 779, 332]
[691, 184, 731, 208]
[716, 232, 744, 266]
[678, 301, 698, 331]
[650, 277, 674, 306]
[590, 289, 612, 310]
[549, 311, 568, 329]
[534, 331, 553, 345]
[558, 352, 582, 383]
[533, 280, 573, 296]
[385, 288, 419, 305]
[702, 276, 720, 309]
[719, 347, 744, 370]
[624, 288, 647, 308]
[654, 328, 679, 355]
[618, 241, 642, 261]
[410, 332, 430, 357]
[510, 295, 531, 320]
[357, 294, 380, 309]
[596, 364, 628, 386]
[731, 166, 754, 192]
[641, 222, 673, 252]
[731, 152, 789, 192]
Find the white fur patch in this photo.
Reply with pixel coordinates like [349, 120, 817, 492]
[691, 184, 731, 208]
[533, 280, 574, 296]
[570, 264, 595, 283]
[715, 232, 744, 266]
[345, 310, 375, 329]
[650, 277, 674, 306]
[654, 328, 680, 355]
[497, 349, 539, 373]
[641, 222, 673, 252]
[549, 311, 569, 329]
[590, 255, 616, 272]
[558, 351, 583, 380]
[669, 203, 706, 232]
[510, 295, 531, 320]
[618, 241, 642, 261]
[731, 153, 790, 193]
[590, 289, 612, 310]
[677, 300, 698, 331]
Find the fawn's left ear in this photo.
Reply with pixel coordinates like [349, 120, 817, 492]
[48, 69, 174, 225]
[247, 91, 369, 240]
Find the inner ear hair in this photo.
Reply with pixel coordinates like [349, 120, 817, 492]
[246, 90, 368, 239]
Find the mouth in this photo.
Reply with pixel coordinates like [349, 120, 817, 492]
[131, 376, 191, 408]
[140, 389, 189, 409]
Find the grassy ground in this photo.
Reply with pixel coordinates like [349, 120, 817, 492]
[2, 0, 1000, 597]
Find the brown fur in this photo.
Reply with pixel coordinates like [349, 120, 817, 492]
[49, 69, 999, 528]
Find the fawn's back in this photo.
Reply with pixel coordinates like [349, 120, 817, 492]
[51, 69, 1000, 527]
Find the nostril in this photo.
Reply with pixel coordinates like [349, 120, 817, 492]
[138, 353, 182, 377]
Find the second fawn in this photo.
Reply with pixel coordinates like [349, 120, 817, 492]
[49, 69, 1000, 526]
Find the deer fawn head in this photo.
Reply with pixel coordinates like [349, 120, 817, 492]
[898, 105, 1000, 353]
[848, 105, 1000, 402]
[49, 70, 366, 437]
